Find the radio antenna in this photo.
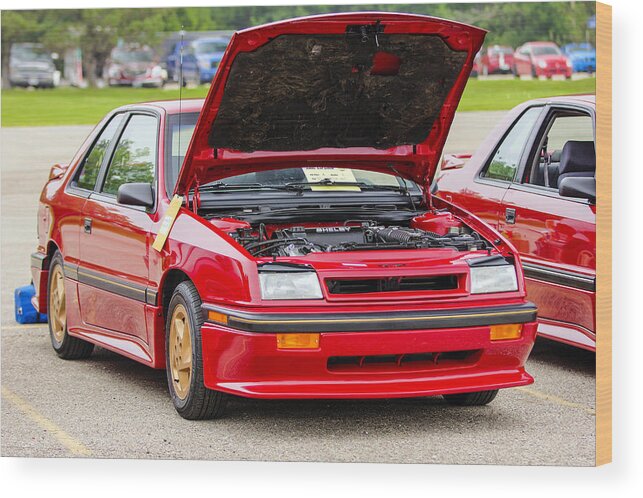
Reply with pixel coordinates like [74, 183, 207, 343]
[177, 26, 185, 201]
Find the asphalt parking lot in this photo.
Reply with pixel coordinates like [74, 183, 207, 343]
[0, 113, 596, 465]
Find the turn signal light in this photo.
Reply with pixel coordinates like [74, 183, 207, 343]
[207, 310, 228, 325]
[490, 324, 522, 341]
[277, 333, 320, 349]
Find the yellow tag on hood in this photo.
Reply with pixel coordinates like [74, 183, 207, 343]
[302, 167, 361, 191]
[152, 195, 184, 252]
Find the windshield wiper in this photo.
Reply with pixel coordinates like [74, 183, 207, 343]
[195, 179, 407, 194]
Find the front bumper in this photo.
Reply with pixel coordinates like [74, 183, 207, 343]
[536, 66, 572, 78]
[11, 74, 54, 86]
[200, 303, 537, 399]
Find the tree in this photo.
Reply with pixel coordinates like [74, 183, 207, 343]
[2, 2, 597, 89]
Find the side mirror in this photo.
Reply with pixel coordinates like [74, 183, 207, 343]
[117, 183, 154, 208]
[49, 163, 68, 180]
[558, 176, 595, 203]
[441, 153, 472, 171]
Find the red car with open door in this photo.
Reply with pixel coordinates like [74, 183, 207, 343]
[478, 45, 515, 76]
[434, 95, 596, 351]
[31, 13, 538, 420]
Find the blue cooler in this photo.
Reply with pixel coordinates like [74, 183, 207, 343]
[14, 284, 48, 324]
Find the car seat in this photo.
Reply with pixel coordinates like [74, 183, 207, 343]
[557, 140, 596, 184]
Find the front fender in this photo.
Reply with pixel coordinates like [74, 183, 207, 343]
[160, 209, 257, 306]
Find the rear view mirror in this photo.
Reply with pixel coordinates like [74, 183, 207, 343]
[117, 183, 154, 208]
[558, 177, 595, 203]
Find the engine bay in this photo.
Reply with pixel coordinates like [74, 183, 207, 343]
[223, 213, 492, 258]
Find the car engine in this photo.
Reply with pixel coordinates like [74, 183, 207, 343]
[232, 222, 490, 258]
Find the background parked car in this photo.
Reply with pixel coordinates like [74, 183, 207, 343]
[433, 95, 596, 351]
[165, 36, 230, 85]
[562, 42, 596, 73]
[471, 50, 481, 77]
[9, 43, 58, 88]
[105, 45, 167, 88]
[513, 41, 572, 79]
[479, 45, 515, 76]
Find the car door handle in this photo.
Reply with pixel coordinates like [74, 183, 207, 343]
[505, 208, 516, 225]
[83, 217, 92, 234]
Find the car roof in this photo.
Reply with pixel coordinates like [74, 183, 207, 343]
[194, 37, 230, 43]
[117, 99, 205, 114]
[525, 94, 595, 107]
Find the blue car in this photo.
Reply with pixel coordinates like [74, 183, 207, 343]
[562, 43, 596, 73]
[166, 36, 230, 85]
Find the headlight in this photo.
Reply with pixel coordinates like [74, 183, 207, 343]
[566, 59, 573, 68]
[198, 60, 211, 70]
[259, 271, 323, 300]
[537, 60, 547, 69]
[470, 265, 518, 294]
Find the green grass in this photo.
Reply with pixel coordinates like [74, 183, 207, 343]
[1, 77, 595, 127]
[0, 86, 209, 127]
[458, 77, 595, 111]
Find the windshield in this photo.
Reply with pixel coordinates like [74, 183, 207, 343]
[194, 40, 229, 55]
[532, 45, 561, 56]
[165, 112, 419, 195]
[489, 47, 513, 55]
[566, 44, 593, 53]
[113, 49, 153, 63]
[12, 45, 51, 62]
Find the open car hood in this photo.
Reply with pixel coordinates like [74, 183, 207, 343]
[175, 12, 485, 195]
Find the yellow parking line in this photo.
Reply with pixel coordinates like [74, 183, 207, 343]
[1, 386, 91, 456]
[517, 386, 595, 416]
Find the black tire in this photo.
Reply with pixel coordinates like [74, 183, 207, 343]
[47, 251, 94, 360]
[443, 389, 499, 406]
[165, 281, 227, 420]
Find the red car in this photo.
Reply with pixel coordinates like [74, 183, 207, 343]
[478, 45, 515, 76]
[105, 45, 167, 88]
[434, 95, 596, 351]
[513, 41, 572, 79]
[31, 13, 538, 420]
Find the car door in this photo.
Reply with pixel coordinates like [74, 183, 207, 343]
[78, 112, 158, 341]
[498, 104, 596, 341]
[445, 105, 544, 231]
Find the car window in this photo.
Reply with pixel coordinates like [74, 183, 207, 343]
[74, 114, 125, 191]
[532, 45, 561, 56]
[524, 111, 594, 189]
[102, 114, 157, 196]
[165, 112, 199, 195]
[481, 107, 542, 182]
[544, 114, 594, 151]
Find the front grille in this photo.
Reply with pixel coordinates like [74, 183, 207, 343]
[326, 275, 458, 295]
[327, 350, 481, 373]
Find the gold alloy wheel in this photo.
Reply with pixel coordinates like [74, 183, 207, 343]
[49, 265, 66, 343]
[169, 304, 193, 400]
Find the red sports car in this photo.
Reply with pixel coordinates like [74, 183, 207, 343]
[434, 95, 596, 351]
[478, 45, 515, 76]
[513, 41, 572, 79]
[31, 13, 537, 419]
